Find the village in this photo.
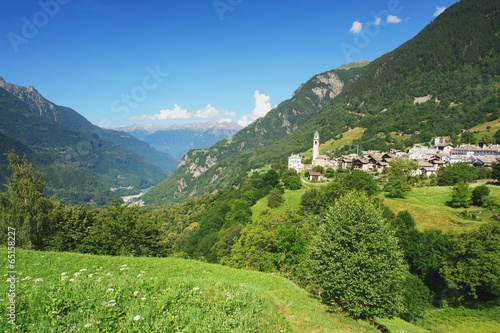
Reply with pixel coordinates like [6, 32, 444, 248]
[289, 132, 500, 181]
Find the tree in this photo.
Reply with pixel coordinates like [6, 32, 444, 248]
[494, 130, 500, 144]
[442, 222, 500, 301]
[340, 170, 379, 196]
[0, 153, 57, 249]
[385, 169, 411, 198]
[471, 185, 490, 206]
[281, 169, 302, 190]
[437, 162, 479, 186]
[460, 131, 477, 145]
[401, 273, 432, 322]
[478, 135, 495, 147]
[491, 161, 500, 182]
[267, 188, 283, 208]
[310, 191, 406, 319]
[450, 181, 471, 208]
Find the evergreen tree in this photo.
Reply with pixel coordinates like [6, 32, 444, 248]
[310, 191, 406, 319]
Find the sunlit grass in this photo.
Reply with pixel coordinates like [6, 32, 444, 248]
[382, 182, 500, 232]
[0, 249, 377, 333]
[415, 306, 500, 333]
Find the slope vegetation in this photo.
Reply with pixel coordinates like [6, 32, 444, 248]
[0, 249, 377, 333]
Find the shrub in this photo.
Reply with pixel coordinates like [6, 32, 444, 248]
[471, 185, 490, 206]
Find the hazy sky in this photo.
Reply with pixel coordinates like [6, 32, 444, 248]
[1, 0, 458, 127]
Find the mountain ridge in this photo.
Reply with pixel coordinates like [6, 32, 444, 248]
[144, 0, 500, 205]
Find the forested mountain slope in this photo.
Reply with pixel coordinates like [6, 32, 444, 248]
[0, 85, 172, 205]
[145, 65, 368, 203]
[146, 0, 499, 205]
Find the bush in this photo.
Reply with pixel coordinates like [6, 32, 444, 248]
[471, 185, 490, 206]
[401, 274, 432, 322]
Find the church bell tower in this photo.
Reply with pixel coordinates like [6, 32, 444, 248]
[313, 131, 320, 160]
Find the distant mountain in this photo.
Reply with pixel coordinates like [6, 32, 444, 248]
[0, 80, 176, 204]
[119, 121, 242, 160]
[145, 0, 499, 205]
[144, 65, 368, 203]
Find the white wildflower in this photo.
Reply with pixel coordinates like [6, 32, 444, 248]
[79, 268, 87, 272]
[61, 272, 68, 276]
[69, 278, 75, 282]
[192, 286, 200, 291]
[34, 278, 43, 283]
[106, 288, 114, 293]
[133, 315, 141, 321]
[84, 323, 92, 328]
[133, 291, 139, 296]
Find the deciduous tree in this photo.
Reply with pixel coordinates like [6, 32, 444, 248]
[310, 191, 406, 319]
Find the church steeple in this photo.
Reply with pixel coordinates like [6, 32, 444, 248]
[313, 131, 320, 160]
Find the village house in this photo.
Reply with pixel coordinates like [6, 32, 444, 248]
[289, 132, 496, 178]
[308, 171, 323, 181]
[288, 154, 304, 172]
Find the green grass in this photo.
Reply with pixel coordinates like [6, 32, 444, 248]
[469, 118, 500, 140]
[251, 188, 306, 222]
[375, 317, 430, 333]
[0, 249, 377, 333]
[414, 305, 500, 333]
[382, 182, 500, 232]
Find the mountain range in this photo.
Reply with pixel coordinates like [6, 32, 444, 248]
[1, 0, 498, 206]
[118, 121, 242, 161]
[0, 78, 177, 204]
[144, 0, 499, 204]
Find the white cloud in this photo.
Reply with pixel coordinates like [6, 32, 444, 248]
[146, 104, 192, 120]
[433, 6, 447, 17]
[224, 110, 236, 117]
[252, 90, 272, 118]
[387, 15, 402, 24]
[237, 90, 274, 127]
[375, 17, 382, 25]
[195, 104, 219, 118]
[237, 115, 251, 127]
[219, 118, 233, 123]
[349, 21, 363, 34]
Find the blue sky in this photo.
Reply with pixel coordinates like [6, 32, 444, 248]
[1, 0, 458, 128]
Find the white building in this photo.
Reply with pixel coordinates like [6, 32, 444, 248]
[288, 154, 304, 172]
[313, 131, 320, 161]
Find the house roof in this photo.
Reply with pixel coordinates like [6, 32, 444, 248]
[309, 171, 322, 176]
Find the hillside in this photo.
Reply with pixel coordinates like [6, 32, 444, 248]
[0, 83, 175, 205]
[145, 65, 368, 203]
[145, 0, 499, 204]
[0, 249, 377, 332]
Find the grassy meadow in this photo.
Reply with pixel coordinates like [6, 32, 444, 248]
[383, 182, 500, 232]
[0, 249, 377, 333]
